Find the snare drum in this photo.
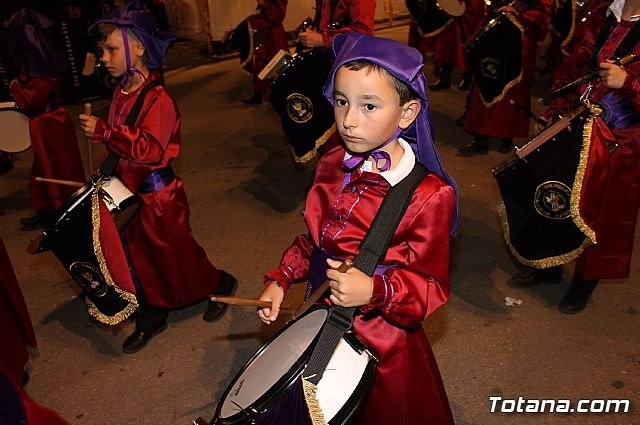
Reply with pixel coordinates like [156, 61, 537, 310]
[270, 48, 335, 165]
[212, 307, 377, 425]
[0, 102, 31, 153]
[39, 177, 141, 324]
[406, 0, 466, 38]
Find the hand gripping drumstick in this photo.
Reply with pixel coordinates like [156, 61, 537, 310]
[289, 259, 353, 322]
[84, 103, 94, 174]
[209, 296, 292, 311]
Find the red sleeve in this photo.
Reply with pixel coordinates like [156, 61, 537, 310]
[362, 181, 456, 328]
[9, 76, 54, 116]
[93, 87, 176, 163]
[520, 0, 552, 42]
[264, 234, 315, 292]
[323, 0, 376, 47]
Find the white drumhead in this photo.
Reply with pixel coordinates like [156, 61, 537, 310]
[438, 0, 465, 17]
[316, 335, 373, 420]
[0, 110, 31, 153]
[100, 177, 134, 211]
[219, 309, 327, 418]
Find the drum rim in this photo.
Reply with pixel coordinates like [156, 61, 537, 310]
[213, 307, 327, 423]
[213, 306, 377, 424]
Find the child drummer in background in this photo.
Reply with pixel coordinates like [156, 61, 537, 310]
[8, 8, 86, 231]
[78, 1, 236, 354]
[257, 32, 458, 424]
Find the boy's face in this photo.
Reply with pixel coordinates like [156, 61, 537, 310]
[100, 29, 145, 77]
[333, 67, 418, 155]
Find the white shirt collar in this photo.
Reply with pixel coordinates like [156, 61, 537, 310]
[609, 0, 640, 21]
[343, 138, 416, 186]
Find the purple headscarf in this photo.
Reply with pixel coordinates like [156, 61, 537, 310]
[8, 8, 67, 77]
[88, 1, 176, 70]
[323, 32, 458, 233]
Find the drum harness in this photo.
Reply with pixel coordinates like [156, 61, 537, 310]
[300, 162, 429, 425]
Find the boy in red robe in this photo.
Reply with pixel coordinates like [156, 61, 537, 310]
[7, 8, 86, 230]
[511, 0, 640, 313]
[257, 32, 458, 424]
[79, 1, 236, 353]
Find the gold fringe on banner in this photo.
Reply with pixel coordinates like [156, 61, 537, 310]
[87, 179, 138, 325]
[293, 124, 337, 166]
[302, 377, 327, 425]
[497, 107, 601, 269]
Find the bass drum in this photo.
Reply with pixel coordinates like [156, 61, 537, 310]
[270, 48, 335, 166]
[39, 177, 141, 324]
[406, 0, 465, 38]
[492, 107, 611, 268]
[464, 12, 523, 107]
[211, 307, 377, 425]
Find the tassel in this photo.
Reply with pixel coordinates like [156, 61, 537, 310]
[302, 376, 327, 425]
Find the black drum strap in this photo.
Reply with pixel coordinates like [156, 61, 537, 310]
[303, 163, 430, 386]
[99, 81, 160, 177]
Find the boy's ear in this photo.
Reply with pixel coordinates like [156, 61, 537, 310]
[399, 100, 421, 129]
[133, 40, 146, 59]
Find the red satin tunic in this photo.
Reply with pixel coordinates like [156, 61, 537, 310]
[10, 75, 86, 211]
[545, 12, 640, 280]
[247, 0, 289, 93]
[91, 76, 220, 308]
[265, 145, 456, 424]
[461, 0, 552, 138]
[314, 0, 376, 48]
[0, 236, 37, 389]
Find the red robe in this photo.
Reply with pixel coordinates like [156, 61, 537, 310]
[461, 0, 552, 139]
[265, 145, 456, 424]
[0, 236, 37, 389]
[91, 76, 221, 308]
[10, 75, 86, 211]
[247, 0, 289, 94]
[433, 0, 485, 70]
[314, 0, 376, 48]
[544, 11, 640, 280]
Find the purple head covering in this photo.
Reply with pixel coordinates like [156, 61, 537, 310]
[88, 1, 176, 70]
[8, 8, 67, 77]
[323, 32, 458, 233]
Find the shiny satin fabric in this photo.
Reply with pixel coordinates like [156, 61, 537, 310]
[265, 146, 456, 424]
[10, 75, 86, 211]
[433, 0, 484, 70]
[461, 0, 552, 139]
[0, 236, 37, 389]
[92, 76, 220, 308]
[546, 13, 640, 280]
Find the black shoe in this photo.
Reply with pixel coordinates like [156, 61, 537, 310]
[20, 210, 55, 228]
[509, 267, 563, 287]
[457, 78, 471, 91]
[241, 93, 262, 105]
[122, 321, 167, 354]
[0, 159, 13, 175]
[559, 291, 589, 314]
[428, 79, 451, 91]
[498, 139, 513, 154]
[203, 270, 238, 322]
[456, 139, 489, 157]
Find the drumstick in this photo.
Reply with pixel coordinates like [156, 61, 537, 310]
[209, 296, 292, 311]
[84, 102, 94, 174]
[34, 177, 84, 187]
[290, 259, 353, 321]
